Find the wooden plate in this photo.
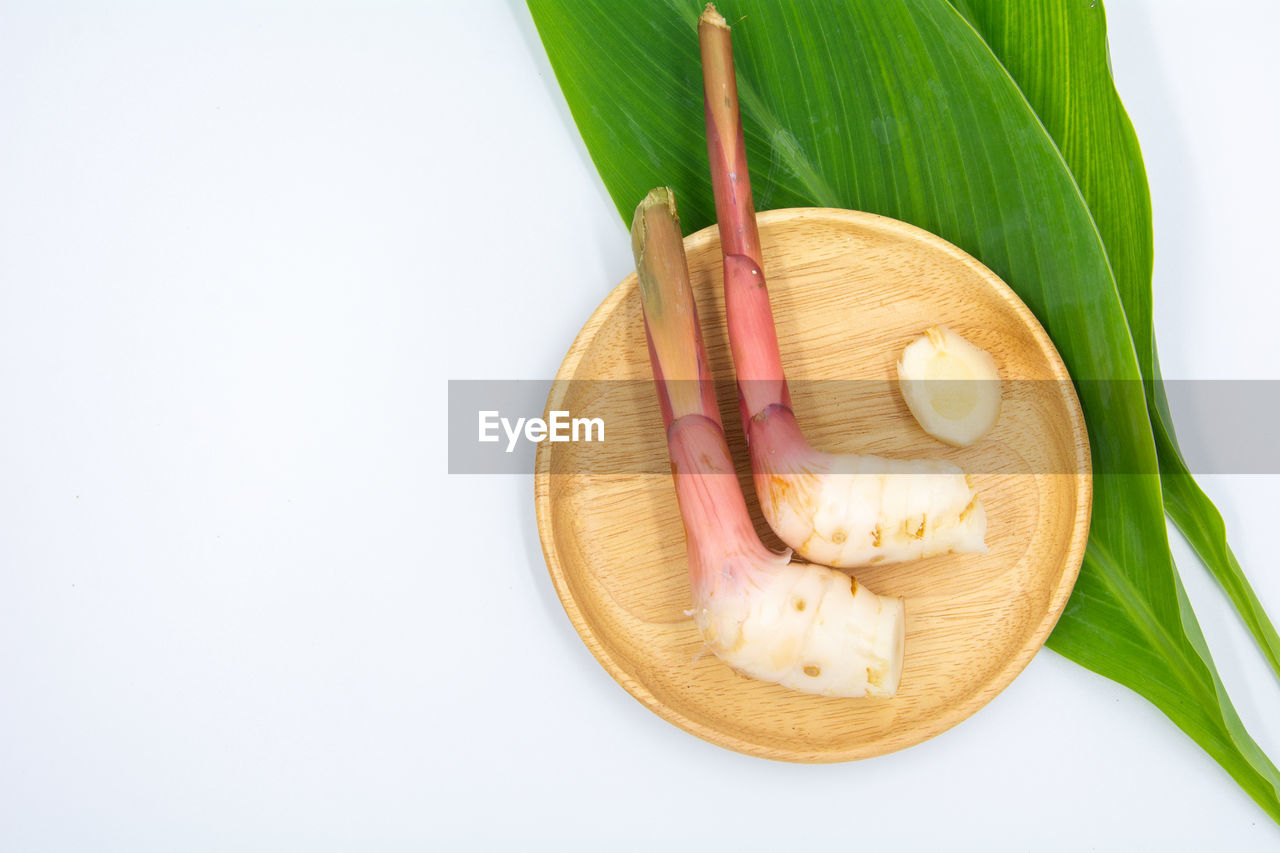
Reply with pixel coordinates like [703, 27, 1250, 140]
[534, 208, 1091, 762]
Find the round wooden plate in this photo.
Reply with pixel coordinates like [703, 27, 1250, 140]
[535, 208, 1091, 762]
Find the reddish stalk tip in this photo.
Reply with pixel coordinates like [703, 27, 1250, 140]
[699, 11, 790, 421]
[630, 188, 722, 428]
[700, 3, 728, 29]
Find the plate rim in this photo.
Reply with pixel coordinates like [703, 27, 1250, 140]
[534, 206, 1092, 762]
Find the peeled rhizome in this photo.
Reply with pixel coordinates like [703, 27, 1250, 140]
[898, 326, 1002, 447]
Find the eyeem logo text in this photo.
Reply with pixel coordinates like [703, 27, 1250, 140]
[478, 410, 605, 453]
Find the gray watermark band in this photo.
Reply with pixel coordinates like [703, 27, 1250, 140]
[448, 379, 1280, 476]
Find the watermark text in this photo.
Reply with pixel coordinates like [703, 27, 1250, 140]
[478, 410, 605, 453]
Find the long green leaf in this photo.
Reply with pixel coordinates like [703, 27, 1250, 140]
[957, 0, 1280, 705]
[528, 0, 1280, 820]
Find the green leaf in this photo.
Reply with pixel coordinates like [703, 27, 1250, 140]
[957, 0, 1280, 706]
[527, 0, 1280, 821]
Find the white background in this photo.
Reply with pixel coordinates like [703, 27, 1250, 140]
[2, 0, 1278, 849]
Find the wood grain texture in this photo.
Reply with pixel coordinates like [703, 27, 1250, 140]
[535, 208, 1091, 762]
